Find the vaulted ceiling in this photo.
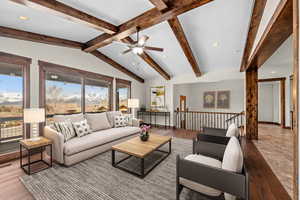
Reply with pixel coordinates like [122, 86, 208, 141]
[0, 0, 253, 81]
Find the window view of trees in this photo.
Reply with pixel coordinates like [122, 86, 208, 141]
[46, 75, 82, 116]
[85, 78, 110, 113]
[44, 71, 112, 123]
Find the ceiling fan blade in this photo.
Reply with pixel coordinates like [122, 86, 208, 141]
[138, 35, 149, 45]
[144, 46, 164, 52]
[122, 49, 133, 54]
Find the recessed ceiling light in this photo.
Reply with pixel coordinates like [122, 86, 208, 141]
[271, 71, 276, 74]
[50, 75, 58, 79]
[19, 16, 29, 20]
[212, 42, 219, 47]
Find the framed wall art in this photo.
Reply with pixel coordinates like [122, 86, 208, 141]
[217, 90, 230, 109]
[203, 91, 216, 108]
[150, 86, 165, 108]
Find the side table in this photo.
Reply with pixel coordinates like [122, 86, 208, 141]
[19, 137, 52, 175]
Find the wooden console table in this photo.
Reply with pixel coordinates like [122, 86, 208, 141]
[137, 111, 171, 128]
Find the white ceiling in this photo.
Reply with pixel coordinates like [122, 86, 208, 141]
[0, 0, 254, 80]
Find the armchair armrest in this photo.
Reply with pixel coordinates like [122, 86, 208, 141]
[196, 134, 230, 145]
[193, 139, 226, 160]
[176, 155, 248, 199]
[44, 126, 65, 164]
[202, 127, 227, 137]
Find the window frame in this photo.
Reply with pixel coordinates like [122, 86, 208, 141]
[0, 51, 31, 139]
[39, 60, 113, 122]
[116, 78, 131, 113]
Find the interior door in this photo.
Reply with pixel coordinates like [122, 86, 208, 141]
[179, 95, 187, 128]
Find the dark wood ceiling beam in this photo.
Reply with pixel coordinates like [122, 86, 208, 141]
[0, 26, 83, 49]
[10, 0, 117, 34]
[83, 0, 214, 52]
[122, 37, 171, 80]
[168, 17, 201, 77]
[243, 0, 293, 71]
[149, 0, 168, 11]
[240, 0, 267, 72]
[90, 51, 144, 83]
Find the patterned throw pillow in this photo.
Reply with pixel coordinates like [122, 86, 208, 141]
[114, 115, 128, 128]
[72, 119, 91, 137]
[53, 120, 76, 142]
[123, 114, 133, 126]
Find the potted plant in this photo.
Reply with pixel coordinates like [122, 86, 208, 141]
[140, 124, 151, 141]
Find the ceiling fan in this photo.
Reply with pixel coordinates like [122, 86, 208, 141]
[114, 27, 164, 55]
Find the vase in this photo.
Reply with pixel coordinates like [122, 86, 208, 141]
[140, 131, 149, 141]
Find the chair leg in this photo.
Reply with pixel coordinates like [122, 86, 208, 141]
[176, 184, 183, 200]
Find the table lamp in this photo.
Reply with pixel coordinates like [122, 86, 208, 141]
[23, 108, 45, 141]
[128, 99, 139, 119]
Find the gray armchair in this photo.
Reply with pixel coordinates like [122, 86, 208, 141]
[176, 137, 248, 200]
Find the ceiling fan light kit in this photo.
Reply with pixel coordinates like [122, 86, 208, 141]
[118, 26, 164, 55]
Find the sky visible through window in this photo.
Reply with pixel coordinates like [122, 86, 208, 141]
[0, 74, 22, 93]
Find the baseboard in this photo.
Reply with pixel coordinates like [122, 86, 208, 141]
[258, 121, 281, 126]
[283, 126, 291, 129]
[150, 124, 174, 128]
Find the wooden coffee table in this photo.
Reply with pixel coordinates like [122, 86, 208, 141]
[111, 134, 172, 178]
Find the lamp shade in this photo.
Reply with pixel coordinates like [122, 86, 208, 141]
[128, 99, 139, 108]
[23, 108, 45, 123]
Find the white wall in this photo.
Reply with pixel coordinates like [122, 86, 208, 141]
[0, 37, 146, 111]
[174, 80, 245, 113]
[144, 78, 245, 126]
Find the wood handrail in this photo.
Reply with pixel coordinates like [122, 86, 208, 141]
[174, 110, 240, 115]
[226, 111, 245, 122]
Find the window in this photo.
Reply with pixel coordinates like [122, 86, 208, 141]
[85, 78, 111, 113]
[116, 79, 131, 113]
[39, 61, 113, 124]
[46, 72, 82, 116]
[0, 52, 31, 156]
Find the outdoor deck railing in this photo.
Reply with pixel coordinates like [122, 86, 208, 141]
[0, 116, 24, 142]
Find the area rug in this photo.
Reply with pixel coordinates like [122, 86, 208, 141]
[20, 138, 214, 200]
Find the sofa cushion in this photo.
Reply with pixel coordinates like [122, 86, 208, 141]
[86, 112, 112, 131]
[64, 126, 141, 156]
[226, 123, 239, 137]
[180, 154, 222, 197]
[222, 136, 243, 173]
[53, 113, 84, 123]
[106, 111, 122, 127]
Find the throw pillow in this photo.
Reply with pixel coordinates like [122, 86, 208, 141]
[53, 120, 76, 142]
[114, 115, 128, 128]
[123, 114, 134, 126]
[85, 112, 111, 131]
[72, 119, 91, 137]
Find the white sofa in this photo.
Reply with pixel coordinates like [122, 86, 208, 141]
[44, 111, 141, 166]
